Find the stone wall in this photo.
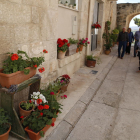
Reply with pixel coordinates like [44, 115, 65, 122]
[117, 3, 140, 29]
[0, 0, 117, 88]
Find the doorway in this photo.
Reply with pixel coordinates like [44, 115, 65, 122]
[91, 1, 99, 51]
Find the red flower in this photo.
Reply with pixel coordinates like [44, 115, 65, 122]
[37, 99, 42, 104]
[50, 92, 54, 95]
[38, 105, 44, 110]
[33, 65, 37, 68]
[20, 116, 24, 119]
[38, 67, 45, 73]
[11, 54, 19, 61]
[29, 100, 32, 103]
[67, 43, 70, 47]
[61, 96, 63, 99]
[57, 38, 62, 44]
[63, 39, 68, 44]
[40, 112, 43, 116]
[62, 74, 70, 80]
[64, 95, 67, 99]
[43, 49, 48, 53]
[44, 105, 49, 109]
[51, 123, 55, 127]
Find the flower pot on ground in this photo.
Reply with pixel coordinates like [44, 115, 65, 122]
[0, 50, 46, 88]
[86, 55, 101, 67]
[56, 74, 70, 93]
[105, 50, 111, 55]
[0, 108, 11, 140]
[19, 101, 34, 117]
[57, 38, 70, 59]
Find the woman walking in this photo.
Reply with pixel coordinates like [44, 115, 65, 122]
[126, 28, 134, 55]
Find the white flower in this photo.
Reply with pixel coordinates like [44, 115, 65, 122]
[39, 94, 48, 103]
[33, 92, 40, 96]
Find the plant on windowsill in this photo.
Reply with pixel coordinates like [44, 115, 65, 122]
[0, 49, 47, 88]
[65, 1, 69, 6]
[77, 38, 90, 52]
[0, 108, 11, 140]
[73, 3, 76, 9]
[86, 55, 101, 67]
[57, 38, 70, 59]
[91, 22, 101, 35]
[102, 21, 113, 55]
[19, 100, 35, 117]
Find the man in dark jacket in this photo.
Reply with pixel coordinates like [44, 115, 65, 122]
[117, 27, 129, 59]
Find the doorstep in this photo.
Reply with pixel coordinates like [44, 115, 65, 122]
[9, 46, 117, 140]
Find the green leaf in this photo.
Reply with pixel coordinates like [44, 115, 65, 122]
[40, 131, 44, 137]
[23, 69, 30, 75]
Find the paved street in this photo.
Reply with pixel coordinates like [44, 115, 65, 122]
[47, 46, 140, 140]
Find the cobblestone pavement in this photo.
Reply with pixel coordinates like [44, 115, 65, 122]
[47, 46, 140, 140]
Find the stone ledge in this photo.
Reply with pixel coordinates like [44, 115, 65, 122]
[58, 52, 81, 68]
[58, 4, 79, 12]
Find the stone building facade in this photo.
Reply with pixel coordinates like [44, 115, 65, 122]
[0, 0, 117, 88]
[117, 3, 140, 29]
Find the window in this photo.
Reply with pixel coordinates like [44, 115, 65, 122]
[61, 0, 78, 10]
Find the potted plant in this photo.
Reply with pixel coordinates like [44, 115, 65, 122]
[0, 108, 11, 140]
[57, 38, 70, 59]
[86, 55, 100, 67]
[69, 4, 73, 8]
[66, 38, 78, 56]
[111, 29, 119, 46]
[73, 3, 76, 9]
[23, 104, 55, 140]
[65, 1, 69, 6]
[91, 22, 101, 35]
[56, 74, 70, 93]
[19, 100, 34, 117]
[77, 38, 90, 52]
[0, 50, 47, 88]
[58, 0, 61, 4]
[102, 21, 113, 55]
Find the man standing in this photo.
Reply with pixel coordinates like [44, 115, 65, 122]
[134, 28, 140, 57]
[117, 27, 129, 59]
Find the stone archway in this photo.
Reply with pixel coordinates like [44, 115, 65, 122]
[117, 3, 140, 29]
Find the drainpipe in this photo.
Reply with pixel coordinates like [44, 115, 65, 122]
[86, 0, 92, 56]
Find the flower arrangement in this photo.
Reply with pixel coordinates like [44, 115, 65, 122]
[2, 50, 47, 75]
[0, 108, 11, 135]
[92, 22, 101, 29]
[78, 38, 90, 47]
[31, 92, 48, 106]
[57, 38, 70, 52]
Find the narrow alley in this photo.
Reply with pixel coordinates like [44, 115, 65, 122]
[47, 46, 140, 140]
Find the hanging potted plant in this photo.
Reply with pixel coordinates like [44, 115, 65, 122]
[77, 38, 90, 52]
[86, 55, 100, 67]
[0, 50, 47, 88]
[19, 100, 35, 117]
[57, 38, 70, 59]
[91, 22, 101, 35]
[0, 108, 11, 140]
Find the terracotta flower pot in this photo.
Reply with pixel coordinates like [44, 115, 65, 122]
[86, 60, 96, 67]
[19, 101, 34, 117]
[25, 114, 58, 140]
[56, 90, 60, 96]
[57, 51, 66, 59]
[0, 125, 11, 140]
[105, 50, 111, 55]
[0, 67, 36, 88]
[76, 45, 83, 53]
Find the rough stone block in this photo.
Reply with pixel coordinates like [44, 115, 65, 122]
[67, 102, 117, 140]
[64, 101, 86, 126]
[0, 1, 31, 23]
[96, 72, 106, 81]
[49, 59, 58, 73]
[14, 24, 40, 44]
[46, 121, 72, 140]
[80, 88, 96, 104]
[32, 7, 39, 24]
[8, 0, 22, 4]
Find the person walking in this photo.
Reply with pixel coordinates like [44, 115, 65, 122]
[126, 28, 134, 55]
[117, 27, 129, 59]
[134, 28, 140, 57]
[136, 39, 140, 72]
